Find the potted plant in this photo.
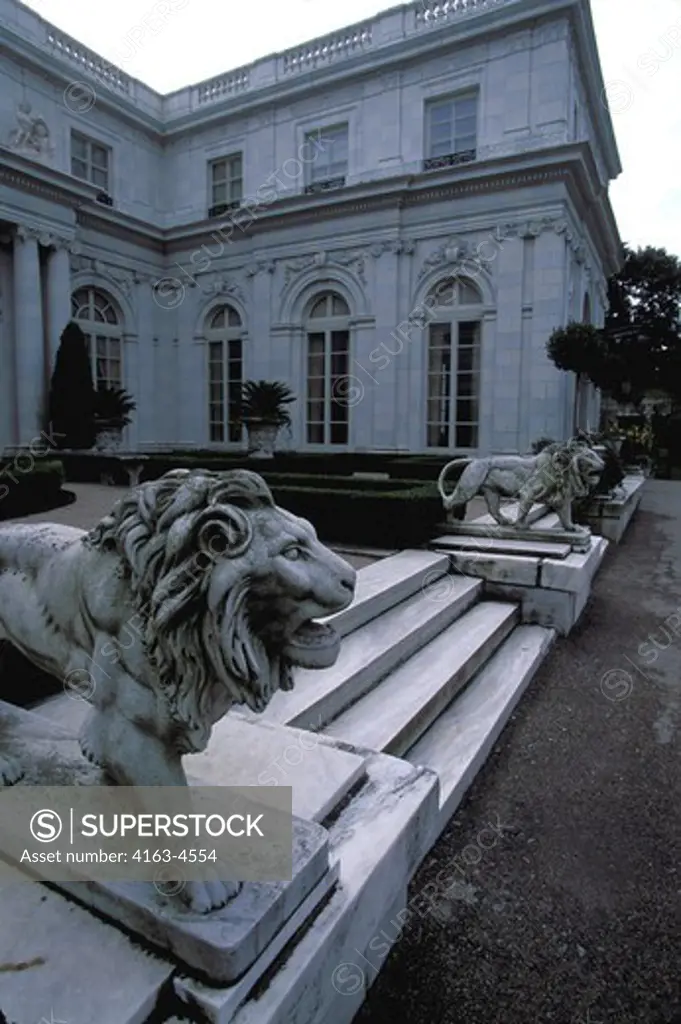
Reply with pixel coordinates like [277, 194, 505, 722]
[93, 385, 136, 451]
[238, 380, 295, 459]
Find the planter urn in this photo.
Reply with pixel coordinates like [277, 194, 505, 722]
[245, 419, 279, 459]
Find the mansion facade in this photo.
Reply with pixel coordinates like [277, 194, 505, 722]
[0, 0, 622, 455]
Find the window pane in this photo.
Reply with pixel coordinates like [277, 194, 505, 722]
[458, 280, 481, 304]
[330, 420, 348, 444]
[331, 295, 349, 316]
[309, 298, 328, 318]
[71, 157, 88, 179]
[211, 161, 226, 182]
[456, 423, 477, 448]
[91, 145, 109, 168]
[227, 306, 241, 327]
[72, 133, 87, 159]
[212, 182, 227, 204]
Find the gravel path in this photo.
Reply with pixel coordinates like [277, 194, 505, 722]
[356, 479, 681, 1024]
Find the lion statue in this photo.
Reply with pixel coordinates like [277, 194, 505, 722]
[0, 469, 356, 911]
[437, 439, 605, 530]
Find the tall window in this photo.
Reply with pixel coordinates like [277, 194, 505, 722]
[208, 154, 243, 216]
[424, 93, 477, 171]
[304, 123, 348, 193]
[306, 292, 350, 445]
[206, 304, 244, 443]
[71, 287, 122, 389]
[426, 277, 483, 449]
[71, 131, 110, 192]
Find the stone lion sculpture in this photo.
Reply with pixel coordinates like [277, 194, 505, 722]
[437, 440, 605, 530]
[0, 469, 355, 911]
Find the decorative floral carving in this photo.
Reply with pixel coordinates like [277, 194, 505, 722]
[417, 236, 471, 282]
[245, 260, 276, 277]
[283, 249, 366, 285]
[201, 275, 246, 304]
[368, 240, 416, 257]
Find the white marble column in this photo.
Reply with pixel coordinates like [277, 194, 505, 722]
[13, 225, 45, 441]
[46, 241, 72, 380]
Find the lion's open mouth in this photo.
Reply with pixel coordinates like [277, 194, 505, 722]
[283, 620, 341, 669]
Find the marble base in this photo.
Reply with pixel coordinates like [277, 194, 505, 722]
[57, 816, 334, 985]
[0, 701, 336, 985]
[0, 863, 174, 1024]
[581, 474, 645, 543]
[175, 752, 439, 1024]
[436, 520, 592, 553]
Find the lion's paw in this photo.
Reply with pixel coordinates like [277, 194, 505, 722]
[79, 732, 106, 768]
[0, 754, 24, 787]
[181, 878, 242, 914]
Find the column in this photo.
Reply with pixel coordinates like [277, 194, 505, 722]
[46, 241, 72, 379]
[135, 279, 156, 445]
[13, 226, 45, 441]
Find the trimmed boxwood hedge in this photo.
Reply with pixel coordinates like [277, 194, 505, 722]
[265, 482, 441, 548]
[0, 458, 73, 520]
[57, 450, 462, 486]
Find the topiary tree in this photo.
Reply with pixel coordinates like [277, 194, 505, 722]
[546, 321, 608, 383]
[48, 321, 97, 449]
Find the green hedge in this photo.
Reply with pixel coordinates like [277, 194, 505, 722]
[57, 450, 462, 485]
[266, 482, 441, 548]
[0, 458, 72, 520]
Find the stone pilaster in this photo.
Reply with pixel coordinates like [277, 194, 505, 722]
[13, 225, 45, 440]
[46, 240, 72, 378]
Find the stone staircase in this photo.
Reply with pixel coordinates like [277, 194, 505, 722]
[239, 547, 555, 838]
[17, 547, 558, 1024]
[31, 548, 554, 842]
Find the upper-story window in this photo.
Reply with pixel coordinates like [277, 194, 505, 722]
[424, 93, 478, 172]
[71, 130, 111, 199]
[208, 154, 243, 218]
[304, 123, 348, 195]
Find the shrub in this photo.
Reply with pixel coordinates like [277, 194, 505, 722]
[0, 459, 72, 520]
[49, 321, 97, 449]
[265, 481, 442, 548]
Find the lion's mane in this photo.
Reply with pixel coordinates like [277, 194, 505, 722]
[85, 469, 292, 753]
[534, 441, 603, 506]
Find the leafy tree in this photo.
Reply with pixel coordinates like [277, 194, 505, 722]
[603, 245, 681, 405]
[48, 321, 97, 449]
[546, 245, 681, 408]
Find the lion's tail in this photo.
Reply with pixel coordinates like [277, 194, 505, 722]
[437, 459, 472, 510]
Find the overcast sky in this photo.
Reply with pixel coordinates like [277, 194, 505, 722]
[19, 0, 681, 255]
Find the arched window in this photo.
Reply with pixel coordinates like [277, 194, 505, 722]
[71, 286, 122, 389]
[425, 275, 483, 449]
[205, 304, 244, 443]
[305, 291, 350, 445]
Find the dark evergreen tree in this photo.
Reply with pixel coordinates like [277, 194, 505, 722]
[48, 320, 97, 448]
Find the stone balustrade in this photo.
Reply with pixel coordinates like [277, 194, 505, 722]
[415, 0, 513, 29]
[0, 0, 522, 119]
[45, 27, 133, 95]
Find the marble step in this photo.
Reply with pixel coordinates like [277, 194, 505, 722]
[323, 600, 518, 756]
[258, 575, 483, 731]
[406, 624, 555, 841]
[324, 549, 451, 637]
